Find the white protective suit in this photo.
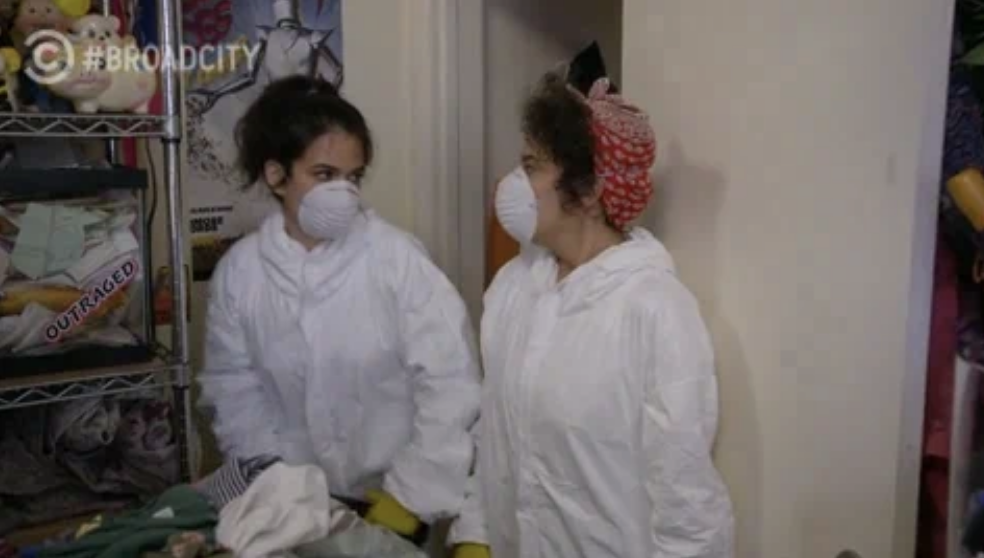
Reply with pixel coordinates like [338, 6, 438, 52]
[198, 209, 482, 523]
[450, 227, 734, 557]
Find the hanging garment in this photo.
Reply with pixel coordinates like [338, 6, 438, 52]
[916, 235, 959, 558]
[198, 210, 482, 523]
[958, 282, 984, 366]
[215, 463, 330, 558]
[451, 229, 734, 557]
[939, 66, 984, 273]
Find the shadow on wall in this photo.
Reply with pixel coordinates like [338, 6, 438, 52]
[650, 140, 764, 558]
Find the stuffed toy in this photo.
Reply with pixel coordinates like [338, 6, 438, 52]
[0, 26, 20, 111]
[10, 0, 90, 112]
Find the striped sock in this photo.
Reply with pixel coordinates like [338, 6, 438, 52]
[194, 455, 280, 510]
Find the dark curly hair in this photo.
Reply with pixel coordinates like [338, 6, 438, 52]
[521, 72, 596, 210]
[235, 75, 374, 190]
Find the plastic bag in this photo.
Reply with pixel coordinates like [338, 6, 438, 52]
[292, 506, 428, 558]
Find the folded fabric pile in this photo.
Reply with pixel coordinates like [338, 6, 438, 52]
[213, 462, 428, 558]
[38, 486, 216, 558]
[22, 458, 427, 558]
[0, 397, 180, 536]
[13, 456, 278, 558]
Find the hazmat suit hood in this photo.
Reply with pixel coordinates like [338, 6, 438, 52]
[525, 227, 676, 314]
[450, 225, 734, 557]
[257, 209, 371, 299]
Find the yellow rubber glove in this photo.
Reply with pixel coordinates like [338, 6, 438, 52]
[453, 543, 492, 558]
[363, 489, 421, 536]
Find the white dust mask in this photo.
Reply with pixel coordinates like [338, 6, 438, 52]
[297, 179, 361, 240]
[494, 166, 538, 244]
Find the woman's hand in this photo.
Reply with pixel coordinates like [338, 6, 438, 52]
[453, 543, 491, 558]
[363, 489, 421, 536]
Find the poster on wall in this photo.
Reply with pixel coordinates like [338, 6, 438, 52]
[182, 0, 343, 282]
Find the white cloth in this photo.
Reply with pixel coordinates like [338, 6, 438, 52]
[198, 209, 482, 523]
[216, 462, 331, 558]
[450, 228, 734, 557]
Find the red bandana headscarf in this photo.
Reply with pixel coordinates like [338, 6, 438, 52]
[576, 78, 657, 230]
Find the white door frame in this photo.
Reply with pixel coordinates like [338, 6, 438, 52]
[405, 0, 486, 322]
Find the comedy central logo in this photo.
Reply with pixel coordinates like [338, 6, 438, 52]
[24, 29, 74, 85]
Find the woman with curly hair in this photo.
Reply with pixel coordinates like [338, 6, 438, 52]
[449, 74, 734, 558]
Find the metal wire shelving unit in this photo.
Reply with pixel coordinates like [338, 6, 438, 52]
[0, 0, 193, 498]
[0, 113, 167, 137]
[0, 353, 179, 410]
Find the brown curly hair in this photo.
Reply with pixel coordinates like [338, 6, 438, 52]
[521, 72, 597, 211]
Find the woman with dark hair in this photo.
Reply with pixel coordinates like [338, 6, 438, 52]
[449, 75, 734, 557]
[197, 75, 482, 547]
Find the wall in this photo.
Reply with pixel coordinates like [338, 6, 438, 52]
[622, 0, 953, 556]
[342, 1, 416, 232]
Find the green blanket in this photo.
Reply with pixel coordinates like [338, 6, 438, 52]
[40, 486, 217, 558]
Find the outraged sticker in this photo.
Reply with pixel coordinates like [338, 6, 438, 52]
[44, 257, 139, 343]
